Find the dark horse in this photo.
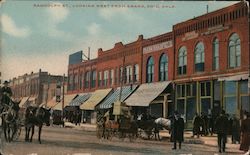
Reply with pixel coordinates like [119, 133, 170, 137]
[25, 106, 50, 144]
[1, 100, 20, 142]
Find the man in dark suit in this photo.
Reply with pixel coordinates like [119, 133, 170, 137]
[215, 110, 228, 153]
[171, 111, 185, 150]
[0, 81, 13, 109]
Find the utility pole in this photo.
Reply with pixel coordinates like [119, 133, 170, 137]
[62, 74, 65, 118]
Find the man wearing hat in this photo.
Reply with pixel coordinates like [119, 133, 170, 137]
[215, 110, 229, 153]
[0, 80, 13, 106]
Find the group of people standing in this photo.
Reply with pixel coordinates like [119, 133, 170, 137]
[192, 109, 250, 153]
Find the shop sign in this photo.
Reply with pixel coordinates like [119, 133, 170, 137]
[182, 31, 199, 41]
[143, 41, 172, 54]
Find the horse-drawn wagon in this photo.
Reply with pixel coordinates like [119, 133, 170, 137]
[96, 101, 138, 141]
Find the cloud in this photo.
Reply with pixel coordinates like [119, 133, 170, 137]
[46, 2, 72, 39]
[47, 3, 69, 23]
[99, 8, 129, 21]
[1, 14, 31, 38]
[86, 23, 101, 35]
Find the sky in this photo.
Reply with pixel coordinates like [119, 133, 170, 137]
[0, 0, 239, 81]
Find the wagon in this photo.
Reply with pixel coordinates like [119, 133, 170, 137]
[96, 110, 138, 142]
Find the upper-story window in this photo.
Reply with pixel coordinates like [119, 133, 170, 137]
[134, 64, 139, 82]
[110, 69, 114, 86]
[84, 72, 90, 88]
[91, 70, 96, 88]
[146, 56, 154, 83]
[103, 70, 109, 87]
[159, 54, 168, 81]
[126, 66, 132, 84]
[178, 46, 187, 75]
[98, 71, 102, 87]
[228, 33, 241, 68]
[195, 42, 205, 72]
[212, 38, 219, 71]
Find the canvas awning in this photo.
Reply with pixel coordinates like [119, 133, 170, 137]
[98, 85, 138, 109]
[19, 97, 29, 108]
[125, 81, 171, 107]
[63, 94, 78, 107]
[80, 88, 112, 110]
[53, 102, 63, 111]
[69, 93, 91, 106]
[46, 97, 58, 108]
[218, 73, 249, 81]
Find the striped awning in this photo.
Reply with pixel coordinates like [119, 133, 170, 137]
[80, 88, 112, 110]
[125, 81, 171, 107]
[19, 97, 29, 108]
[98, 85, 138, 109]
[69, 93, 91, 106]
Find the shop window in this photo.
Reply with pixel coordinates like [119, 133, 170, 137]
[195, 42, 205, 72]
[240, 81, 248, 94]
[225, 81, 236, 95]
[201, 98, 211, 115]
[212, 38, 219, 70]
[178, 46, 187, 75]
[186, 98, 196, 120]
[126, 66, 132, 84]
[146, 57, 154, 83]
[159, 54, 168, 81]
[177, 99, 185, 115]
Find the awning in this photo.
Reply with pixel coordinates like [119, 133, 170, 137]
[19, 97, 29, 108]
[46, 97, 58, 108]
[69, 93, 91, 106]
[80, 88, 112, 110]
[218, 73, 249, 81]
[98, 85, 138, 109]
[125, 81, 171, 107]
[53, 102, 63, 111]
[63, 94, 78, 107]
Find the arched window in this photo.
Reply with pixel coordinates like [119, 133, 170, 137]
[195, 42, 205, 72]
[146, 57, 154, 83]
[212, 38, 219, 70]
[228, 33, 241, 68]
[159, 54, 168, 81]
[178, 46, 187, 75]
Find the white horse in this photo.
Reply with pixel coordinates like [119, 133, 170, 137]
[154, 117, 171, 131]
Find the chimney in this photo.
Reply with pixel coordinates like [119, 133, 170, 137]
[138, 35, 143, 41]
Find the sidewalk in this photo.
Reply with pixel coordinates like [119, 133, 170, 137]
[68, 122, 241, 149]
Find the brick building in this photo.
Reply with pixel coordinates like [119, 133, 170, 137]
[67, 2, 249, 124]
[10, 69, 67, 107]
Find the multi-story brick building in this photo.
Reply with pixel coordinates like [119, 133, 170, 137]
[10, 69, 67, 107]
[67, 2, 249, 125]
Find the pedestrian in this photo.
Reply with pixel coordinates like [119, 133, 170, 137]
[201, 112, 208, 136]
[0, 81, 13, 113]
[240, 112, 250, 153]
[192, 113, 202, 138]
[231, 114, 240, 144]
[215, 110, 229, 153]
[171, 111, 184, 150]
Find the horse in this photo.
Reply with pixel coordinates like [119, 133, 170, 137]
[1, 100, 20, 142]
[154, 117, 171, 131]
[24, 106, 50, 144]
[136, 119, 159, 140]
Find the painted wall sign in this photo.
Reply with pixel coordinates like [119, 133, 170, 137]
[182, 31, 199, 41]
[143, 41, 172, 54]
